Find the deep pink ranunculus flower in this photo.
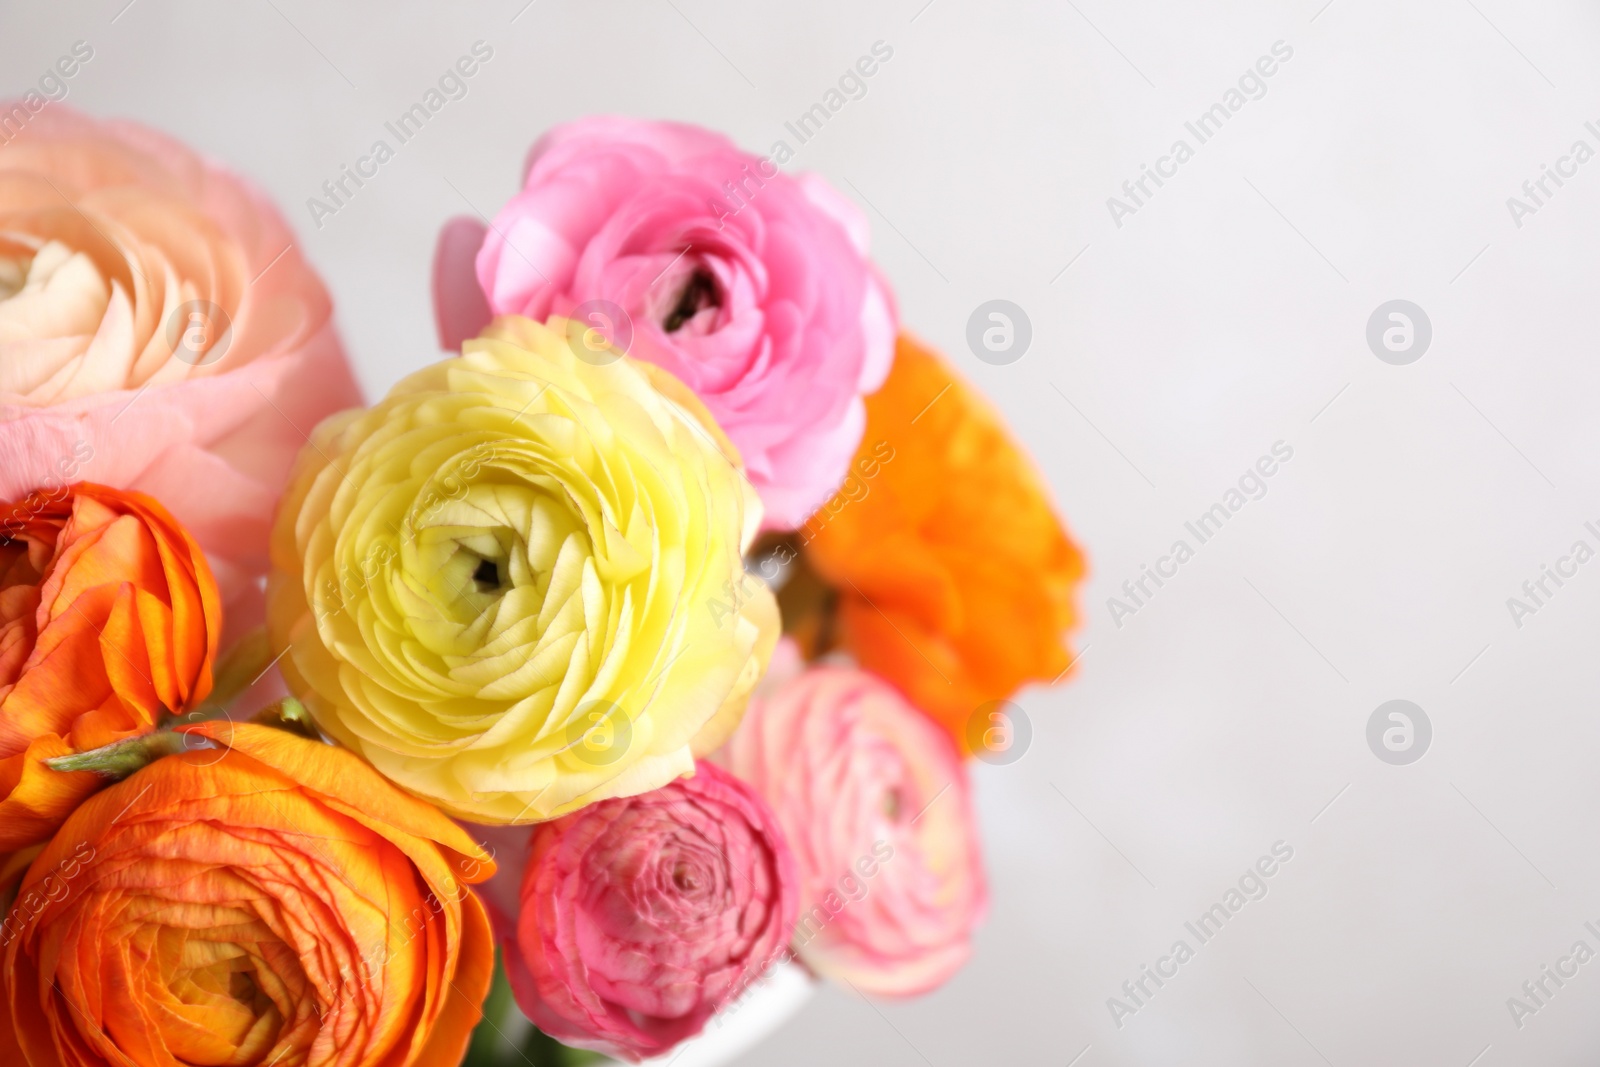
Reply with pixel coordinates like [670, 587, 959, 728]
[431, 115, 896, 529]
[724, 641, 988, 996]
[503, 761, 799, 1062]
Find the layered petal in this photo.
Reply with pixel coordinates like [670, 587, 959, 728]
[0, 722, 495, 1067]
[722, 647, 987, 996]
[0, 482, 220, 851]
[268, 316, 777, 823]
[0, 104, 361, 605]
[434, 116, 896, 529]
[799, 334, 1086, 746]
[503, 761, 797, 1061]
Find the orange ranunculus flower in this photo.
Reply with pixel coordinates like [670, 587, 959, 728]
[801, 333, 1085, 748]
[0, 721, 496, 1067]
[0, 482, 220, 852]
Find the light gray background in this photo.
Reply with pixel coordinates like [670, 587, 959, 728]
[6, 1, 1600, 1064]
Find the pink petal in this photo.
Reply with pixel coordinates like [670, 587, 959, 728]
[431, 215, 492, 351]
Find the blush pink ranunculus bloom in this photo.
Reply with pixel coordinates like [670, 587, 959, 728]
[503, 760, 799, 1062]
[431, 115, 896, 529]
[0, 105, 360, 608]
[723, 641, 988, 996]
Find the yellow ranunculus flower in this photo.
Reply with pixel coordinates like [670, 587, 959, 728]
[267, 315, 778, 823]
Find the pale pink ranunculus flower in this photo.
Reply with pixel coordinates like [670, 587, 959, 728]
[431, 115, 896, 529]
[503, 761, 799, 1063]
[0, 105, 360, 611]
[724, 641, 988, 996]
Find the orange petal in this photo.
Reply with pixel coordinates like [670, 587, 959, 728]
[180, 721, 495, 881]
[0, 735, 103, 853]
[411, 888, 496, 1067]
[806, 334, 1087, 748]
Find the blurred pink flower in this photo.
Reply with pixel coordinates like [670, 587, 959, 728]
[504, 761, 799, 1062]
[723, 642, 988, 996]
[432, 115, 895, 529]
[0, 105, 361, 613]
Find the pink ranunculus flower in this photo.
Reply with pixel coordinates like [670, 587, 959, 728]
[0, 105, 360, 611]
[504, 760, 799, 1062]
[431, 115, 896, 529]
[723, 641, 988, 997]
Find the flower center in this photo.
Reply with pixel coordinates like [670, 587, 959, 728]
[662, 269, 718, 333]
[0, 239, 102, 306]
[139, 921, 304, 1065]
[472, 557, 500, 590]
[882, 787, 903, 822]
[0, 254, 30, 301]
[228, 969, 263, 1006]
[672, 862, 700, 892]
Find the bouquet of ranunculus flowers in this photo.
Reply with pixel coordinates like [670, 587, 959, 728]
[0, 109, 1083, 1067]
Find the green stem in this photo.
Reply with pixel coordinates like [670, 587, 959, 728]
[206, 626, 273, 711]
[249, 696, 319, 739]
[45, 731, 189, 779]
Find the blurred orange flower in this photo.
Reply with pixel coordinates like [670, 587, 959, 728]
[802, 333, 1085, 748]
[0, 483, 220, 852]
[0, 721, 496, 1067]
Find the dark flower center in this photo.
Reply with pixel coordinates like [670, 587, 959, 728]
[229, 971, 258, 1005]
[472, 558, 500, 590]
[663, 269, 718, 333]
